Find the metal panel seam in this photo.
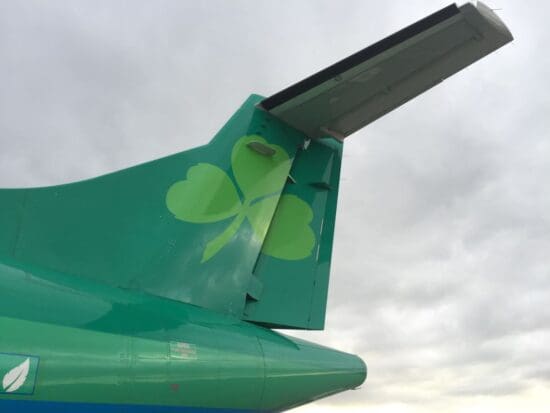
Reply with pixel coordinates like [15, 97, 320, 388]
[256, 336, 267, 410]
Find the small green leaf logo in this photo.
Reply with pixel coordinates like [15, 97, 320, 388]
[166, 135, 316, 262]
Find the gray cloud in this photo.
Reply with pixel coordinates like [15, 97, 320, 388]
[1, 1, 548, 412]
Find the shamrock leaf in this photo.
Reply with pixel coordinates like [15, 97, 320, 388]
[166, 163, 242, 223]
[259, 194, 316, 260]
[231, 135, 291, 200]
[247, 195, 280, 241]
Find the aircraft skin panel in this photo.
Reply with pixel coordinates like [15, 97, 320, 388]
[0, 257, 366, 411]
[243, 137, 343, 330]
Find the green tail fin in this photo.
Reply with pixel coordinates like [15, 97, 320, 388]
[0, 95, 342, 329]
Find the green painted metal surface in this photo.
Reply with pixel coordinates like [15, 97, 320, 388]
[0, 257, 366, 410]
[244, 138, 343, 329]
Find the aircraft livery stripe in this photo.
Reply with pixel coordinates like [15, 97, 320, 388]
[0, 399, 267, 413]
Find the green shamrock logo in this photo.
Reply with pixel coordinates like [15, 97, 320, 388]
[166, 135, 316, 262]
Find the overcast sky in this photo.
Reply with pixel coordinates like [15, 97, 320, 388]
[0, 1, 548, 412]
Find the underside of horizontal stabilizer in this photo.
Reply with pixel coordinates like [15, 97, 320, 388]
[260, 2, 513, 139]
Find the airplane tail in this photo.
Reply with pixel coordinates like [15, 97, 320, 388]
[0, 2, 512, 330]
[0, 95, 341, 329]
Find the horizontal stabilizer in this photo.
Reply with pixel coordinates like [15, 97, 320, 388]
[260, 2, 513, 139]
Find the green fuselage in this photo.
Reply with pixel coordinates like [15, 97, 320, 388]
[0, 255, 366, 412]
